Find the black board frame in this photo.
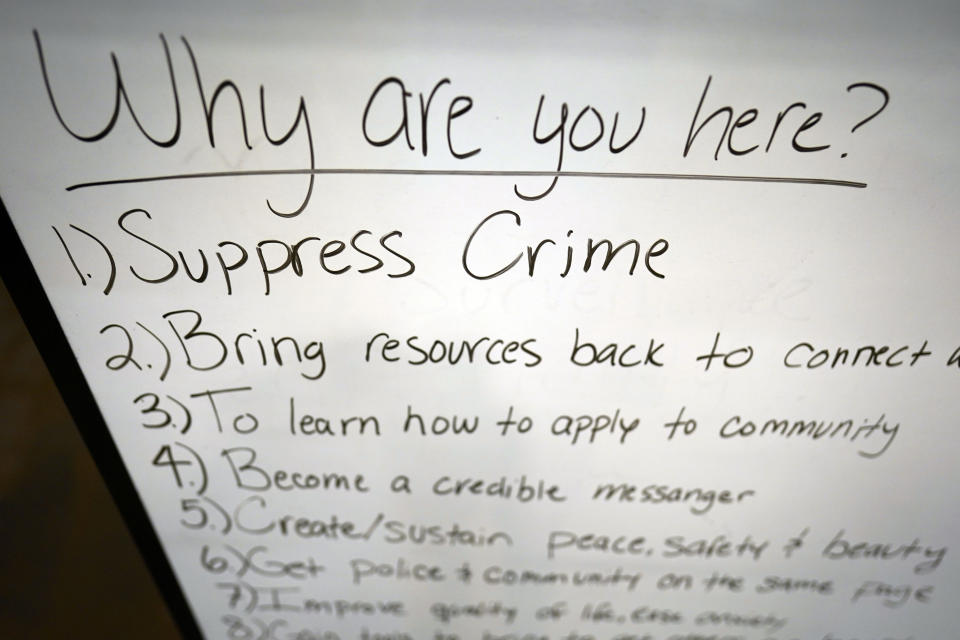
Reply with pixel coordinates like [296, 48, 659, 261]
[0, 195, 204, 640]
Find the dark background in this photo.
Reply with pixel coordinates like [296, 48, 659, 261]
[0, 281, 179, 638]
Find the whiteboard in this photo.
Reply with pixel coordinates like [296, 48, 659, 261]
[0, 2, 958, 639]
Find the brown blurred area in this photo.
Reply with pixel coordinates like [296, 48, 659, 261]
[0, 281, 180, 638]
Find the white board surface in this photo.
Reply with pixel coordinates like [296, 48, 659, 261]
[1, 2, 958, 639]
